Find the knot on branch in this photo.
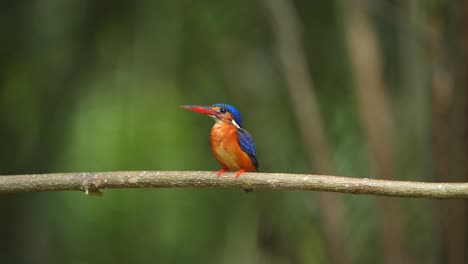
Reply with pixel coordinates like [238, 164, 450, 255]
[80, 173, 103, 196]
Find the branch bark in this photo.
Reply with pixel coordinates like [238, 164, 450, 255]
[0, 171, 467, 198]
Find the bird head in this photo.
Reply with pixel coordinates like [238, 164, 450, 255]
[180, 103, 243, 128]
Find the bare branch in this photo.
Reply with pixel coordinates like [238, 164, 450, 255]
[0, 171, 467, 199]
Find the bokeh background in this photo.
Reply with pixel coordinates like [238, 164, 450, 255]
[1, 0, 467, 263]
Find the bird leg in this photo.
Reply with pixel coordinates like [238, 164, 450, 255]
[235, 169, 246, 179]
[217, 167, 227, 177]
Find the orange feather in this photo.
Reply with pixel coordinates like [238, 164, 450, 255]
[209, 121, 256, 172]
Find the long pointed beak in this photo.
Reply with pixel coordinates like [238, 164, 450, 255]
[180, 105, 217, 116]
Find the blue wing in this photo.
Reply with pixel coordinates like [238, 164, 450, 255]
[237, 129, 258, 170]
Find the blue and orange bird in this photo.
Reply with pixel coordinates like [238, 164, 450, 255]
[180, 104, 258, 178]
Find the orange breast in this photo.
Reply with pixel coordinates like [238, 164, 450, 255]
[209, 122, 256, 172]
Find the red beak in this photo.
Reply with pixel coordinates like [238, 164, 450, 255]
[180, 105, 217, 116]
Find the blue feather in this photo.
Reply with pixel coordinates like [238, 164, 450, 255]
[237, 129, 258, 170]
[212, 103, 257, 170]
[213, 103, 242, 127]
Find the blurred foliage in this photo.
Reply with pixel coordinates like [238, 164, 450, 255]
[0, 0, 465, 263]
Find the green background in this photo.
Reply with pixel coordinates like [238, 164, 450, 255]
[1, 1, 467, 263]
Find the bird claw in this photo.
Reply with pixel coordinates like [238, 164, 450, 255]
[217, 168, 227, 177]
[235, 169, 246, 179]
[217, 168, 246, 178]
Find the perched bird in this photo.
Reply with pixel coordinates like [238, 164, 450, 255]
[180, 104, 258, 179]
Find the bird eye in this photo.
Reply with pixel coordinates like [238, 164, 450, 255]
[220, 108, 227, 113]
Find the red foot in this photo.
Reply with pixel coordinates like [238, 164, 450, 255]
[217, 167, 227, 177]
[235, 169, 246, 179]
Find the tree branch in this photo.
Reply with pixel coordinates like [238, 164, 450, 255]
[0, 171, 467, 198]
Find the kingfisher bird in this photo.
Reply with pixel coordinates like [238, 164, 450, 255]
[180, 104, 258, 178]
